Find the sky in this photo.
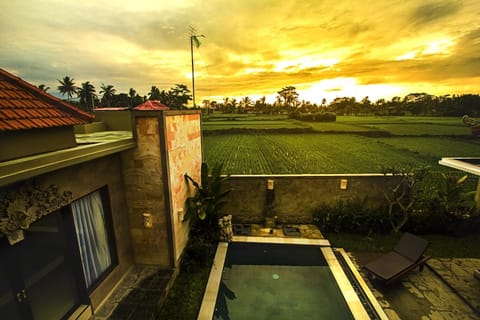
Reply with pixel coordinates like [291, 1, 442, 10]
[1, 0, 480, 105]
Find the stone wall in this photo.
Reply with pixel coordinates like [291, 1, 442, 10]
[222, 174, 402, 224]
[122, 110, 202, 267]
[165, 112, 202, 264]
[122, 116, 170, 266]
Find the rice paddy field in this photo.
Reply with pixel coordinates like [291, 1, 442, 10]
[202, 115, 480, 174]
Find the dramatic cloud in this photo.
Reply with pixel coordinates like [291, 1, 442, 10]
[1, 0, 479, 104]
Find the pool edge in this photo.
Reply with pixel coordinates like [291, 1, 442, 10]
[198, 242, 229, 320]
[335, 248, 389, 320]
[197, 238, 385, 320]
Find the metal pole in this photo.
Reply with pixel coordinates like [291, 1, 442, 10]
[191, 35, 196, 108]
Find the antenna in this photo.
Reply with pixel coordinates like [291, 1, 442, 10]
[189, 26, 205, 108]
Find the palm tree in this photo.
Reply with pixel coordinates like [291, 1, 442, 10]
[128, 88, 136, 108]
[240, 96, 252, 113]
[38, 84, 50, 92]
[277, 86, 299, 109]
[77, 81, 97, 112]
[99, 83, 116, 107]
[57, 76, 77, 102]
[148, 86, 161, 100]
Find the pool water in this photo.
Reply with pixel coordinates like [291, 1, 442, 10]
[213, 242, 354, 320]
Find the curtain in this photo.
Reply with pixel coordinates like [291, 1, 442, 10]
[71, 191, 112, 288]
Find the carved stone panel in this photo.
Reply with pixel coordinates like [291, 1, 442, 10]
[0, 182, 72, 245]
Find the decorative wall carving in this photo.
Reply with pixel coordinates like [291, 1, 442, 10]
[0, 182, 72, 245]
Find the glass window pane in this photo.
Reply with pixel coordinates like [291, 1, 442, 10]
[0, 262, 22, 320]
[72, 190, 113, 288]
[19, 213, 80, 320]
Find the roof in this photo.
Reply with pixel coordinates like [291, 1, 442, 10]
[0, 68, 94, 131]
[134, 100, 169, 111]
[94, 107, 130, 111]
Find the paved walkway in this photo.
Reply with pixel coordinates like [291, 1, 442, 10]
[91, 265, 173, 320]
[352, 253, 480, 319]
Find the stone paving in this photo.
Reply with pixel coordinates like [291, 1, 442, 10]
[91, 265, 173, 320]
[352, 252, 480, 319]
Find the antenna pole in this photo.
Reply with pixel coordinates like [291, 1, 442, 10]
[190, 33, 196, 108]
[189, 26, 204, 108]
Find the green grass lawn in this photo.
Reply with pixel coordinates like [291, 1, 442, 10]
[156, 245, 216, 320]
[326, 232, 480, 258]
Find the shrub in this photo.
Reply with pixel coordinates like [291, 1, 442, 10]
[289, 111, 336, 122]
[312, 198, 390, 235]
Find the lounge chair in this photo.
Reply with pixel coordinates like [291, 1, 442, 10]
[363, 232, 431, 285]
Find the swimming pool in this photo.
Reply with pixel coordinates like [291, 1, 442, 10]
[198, 236, 388, 320]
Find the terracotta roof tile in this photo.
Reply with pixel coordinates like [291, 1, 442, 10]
[134, 100, 170, 111]
[0, 68, 94, 131]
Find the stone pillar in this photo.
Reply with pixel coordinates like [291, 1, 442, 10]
[122, 115, 172, 266]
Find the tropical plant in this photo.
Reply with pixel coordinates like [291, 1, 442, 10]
[184, 163, 231, 238]
[128, 88, 136, 108]
[99, 83, 116, 107]
[77, 81, 97, 112]
[157, 84, 192, 109]
[148, 85, 161, 100]
[277, 86, 299, 109]
[37, 84, 50, 92]
[382, 166, 430, 234]
[433, 173, 476, 219]
[312, 198, 390, 235]
[57, 76, 77, 102]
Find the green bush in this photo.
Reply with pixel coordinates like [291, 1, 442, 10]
[312, 171, 480, 235]
[312, 198, 390, 235]
[289, 111, 337, 122]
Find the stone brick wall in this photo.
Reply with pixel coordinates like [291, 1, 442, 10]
[222, 174, 402, 224]
[122, 110, 202, 267]
[165, 113, 202, 263]
[122, 116, 171, 266]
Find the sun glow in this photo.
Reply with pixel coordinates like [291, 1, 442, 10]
[422, 38, 454, 55]
[273, 54, 340, 72]
[298, 78, 403, 104]
[395, 37, 455, 60]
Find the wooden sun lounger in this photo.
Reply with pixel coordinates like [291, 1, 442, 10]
[363, 232, 431, 285]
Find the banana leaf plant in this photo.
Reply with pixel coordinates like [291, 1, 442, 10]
[184, 163, 231, 233]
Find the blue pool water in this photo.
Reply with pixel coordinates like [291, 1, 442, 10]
[213, 242, 354, 320]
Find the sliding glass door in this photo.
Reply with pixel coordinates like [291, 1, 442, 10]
[0, 211, 83, 320]
[0, 187, 117, 319]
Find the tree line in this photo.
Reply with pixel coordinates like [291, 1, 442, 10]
[203, 86, 480, 117]
[45, 76, 192, 112]
[42, 78, 480, 117]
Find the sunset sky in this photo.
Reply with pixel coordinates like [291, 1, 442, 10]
[1, 0, 479, 105]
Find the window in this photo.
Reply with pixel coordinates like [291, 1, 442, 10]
[71, 189, 115, 289]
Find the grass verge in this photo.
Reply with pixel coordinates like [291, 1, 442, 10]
[156, 244, 217, 320]
[326, 232, 480, 258]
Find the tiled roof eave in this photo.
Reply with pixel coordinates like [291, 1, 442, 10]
[0, 68, 95, 131]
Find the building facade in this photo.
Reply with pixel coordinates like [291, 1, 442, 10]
[0, 68, 201, 319]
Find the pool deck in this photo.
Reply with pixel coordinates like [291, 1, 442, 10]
[352, 253, 480, 319]
[92, 226, 480, 319]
